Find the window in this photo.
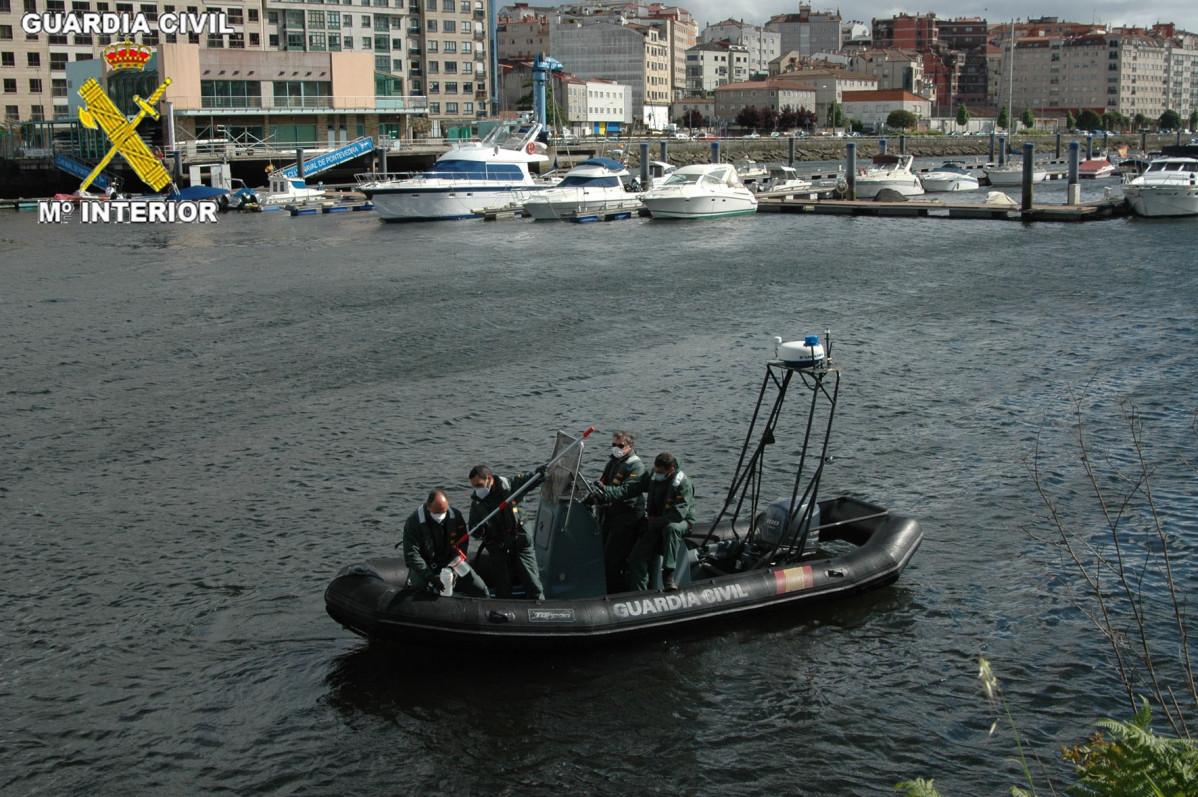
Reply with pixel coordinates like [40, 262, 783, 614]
[374, 54, 389, 71]
[327, 11, 339, 28]
[309, 32, 326, 50]
[426, 19, 436, 32]
[5, 104, 18, 119]
[374, 15, 389, 31]
[308, 9, 325, 26]
[428, 60, 438, 73]
[441, 0, 451, 9]
[51, 77, 66, 96]
[443, 20, 455, 33]
[429, 101, 439, 113]
[426, 40, 436, 52]
[464, 101, 473, 113]
[2, 78, 15, 92]
[461, 41, 470, 53]
[428, 80, 438, 93]
[248, 8, 257, 22]
[0, 25, 11, 39]
[226, 7, 242, 23]
[0, 52, 12, 67]
[373, 34, 388, 51]
[444, 61, 456, 74]
[445, 101, 457, 113]
[443, 40, 455, 53]
[30, 104, 44, 121]
[461, 21, 471, 33]
[286, 32, 303, 49]
[27, 52, 39, 67]
[29, 78, 42, 92]
[328, 34, 339, 50]
[461, 61, 471, 73]
[444, 81, 456, 93]
[49, 52, 67, 70]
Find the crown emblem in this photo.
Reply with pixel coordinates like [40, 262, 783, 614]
[103, 37, 152, 71]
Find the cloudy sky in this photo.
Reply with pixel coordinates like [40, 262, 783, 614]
[679, 1, 1198, 37]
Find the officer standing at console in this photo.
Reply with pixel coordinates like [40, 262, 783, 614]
[592, 430, 647, 592]
[598, 452, 694, 591]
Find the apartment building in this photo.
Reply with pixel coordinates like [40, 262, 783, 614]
[848, 48, 934, 104]
[700, 19, 779, 79]
[712, 76, 816, 126]
[549, 14, 669, 128]
[765, 5, 842, 59]
[840, 88, 930, 131]
[684, 40, 746, 94]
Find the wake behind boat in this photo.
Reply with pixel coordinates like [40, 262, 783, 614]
[324, 336, 922, 650]
[360, 114, 552, 221]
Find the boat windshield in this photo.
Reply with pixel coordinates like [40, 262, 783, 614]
[1146, 160, 1197, 173]
[664, 172, 703, 186]
[539, 431, 587, 502]
[557, 175, 622, 188]
[426, 160, 525, 180]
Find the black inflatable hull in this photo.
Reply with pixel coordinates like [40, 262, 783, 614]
[325, 496, 922, 650]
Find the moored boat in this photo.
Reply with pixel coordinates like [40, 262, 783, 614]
[983, 160, 1047, 186]
[361, 114, 552, 221]
[640, 163, 757, 219]
[1122, 150, 1198, 217]
[325, 338, 922, 650]
[522, 157, 639, 221]
[854, 154, 924, 198]
[1078, 158, 1116, 179]
[920, 161, 980, 192]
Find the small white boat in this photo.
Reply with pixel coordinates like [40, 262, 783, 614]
[756, 165, 813, 195]
[1122, 153, 1198, 217]
[645, 160, 677, 189]
[920, 161, 980, 192]
[522, 157, 639, 221]
[984, 161, 1047, 186]
[1079, 158, 1116, 179]
[361, 114, 551, 221]
[257, 171, 326, 206]
[641, 163, 757, 219]
[854, 154, 924, 198]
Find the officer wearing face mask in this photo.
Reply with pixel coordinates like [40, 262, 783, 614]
[467, 465, 545, 600]
[592, 430, 647, 592]
[598, 452, 695, 591]
[402, 490, 489, 597]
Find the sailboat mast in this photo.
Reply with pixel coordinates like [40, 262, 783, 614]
[1008, 18, 1015, 135]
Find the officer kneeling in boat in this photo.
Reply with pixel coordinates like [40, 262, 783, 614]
[402, 490, 489, 597]
[597, 453, 694, 591]
[467, 465, 545, 600]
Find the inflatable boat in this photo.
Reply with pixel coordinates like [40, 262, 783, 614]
[326, 335, 922, 650]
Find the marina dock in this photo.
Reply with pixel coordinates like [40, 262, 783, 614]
[757, 195, 1130, 221]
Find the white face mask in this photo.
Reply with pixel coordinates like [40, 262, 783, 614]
[611, 446, 626, 458]
[651, 471, 667, 482]
[473, 486, 489, 499]
[430, 511, 448, 523]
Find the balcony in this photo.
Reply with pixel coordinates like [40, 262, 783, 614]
[181, 95, 431, 113]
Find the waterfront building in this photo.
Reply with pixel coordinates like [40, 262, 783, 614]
[840, 88, 931, 132]
[497, 60, 628, 133]
[157, 42, 428, 147]
[713, 77, 816, 131]
[770, 67, 877, 123]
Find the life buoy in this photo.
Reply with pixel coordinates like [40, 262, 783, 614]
[526, 142, 536, 154]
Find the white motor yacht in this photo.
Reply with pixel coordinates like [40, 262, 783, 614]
[920, 161, 980, 192]
[522, 157, 640, 220]
[361, 115, 551, 221]
[640, 163, 757, 219]
[257, 171, 327, 206]
[854, 154, 924, 198]
[1122, 154, 1198, 217]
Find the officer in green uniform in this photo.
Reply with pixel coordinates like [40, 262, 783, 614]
[401, 490, 489, 597]
[468, 465, 545, 600]
[593, 430, 647, 592]
[599, 452, 695, 591]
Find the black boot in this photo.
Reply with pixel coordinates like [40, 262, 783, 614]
[662, 568, 678, 591]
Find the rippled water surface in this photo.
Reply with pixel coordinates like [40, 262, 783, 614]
[2, 202, 1195, 794]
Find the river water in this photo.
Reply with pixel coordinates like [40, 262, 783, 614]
[2, 185, 1195, 795]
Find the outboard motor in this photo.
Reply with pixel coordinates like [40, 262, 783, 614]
[753, 497, 820, 557]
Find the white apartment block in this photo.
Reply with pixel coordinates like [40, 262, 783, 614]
[700, 19, 779, 79]
[685, 41, 746, 94]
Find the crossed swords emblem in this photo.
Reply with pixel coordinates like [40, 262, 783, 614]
[76, 77, 173, 193]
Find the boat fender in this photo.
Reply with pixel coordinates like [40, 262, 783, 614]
[671, 470, 686, 488]
[526, 142, 536, 154]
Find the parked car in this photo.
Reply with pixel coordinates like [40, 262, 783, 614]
[695, 133, 719, 141]
[673, 132, 690, 140]
[743, 132, 761, 139]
